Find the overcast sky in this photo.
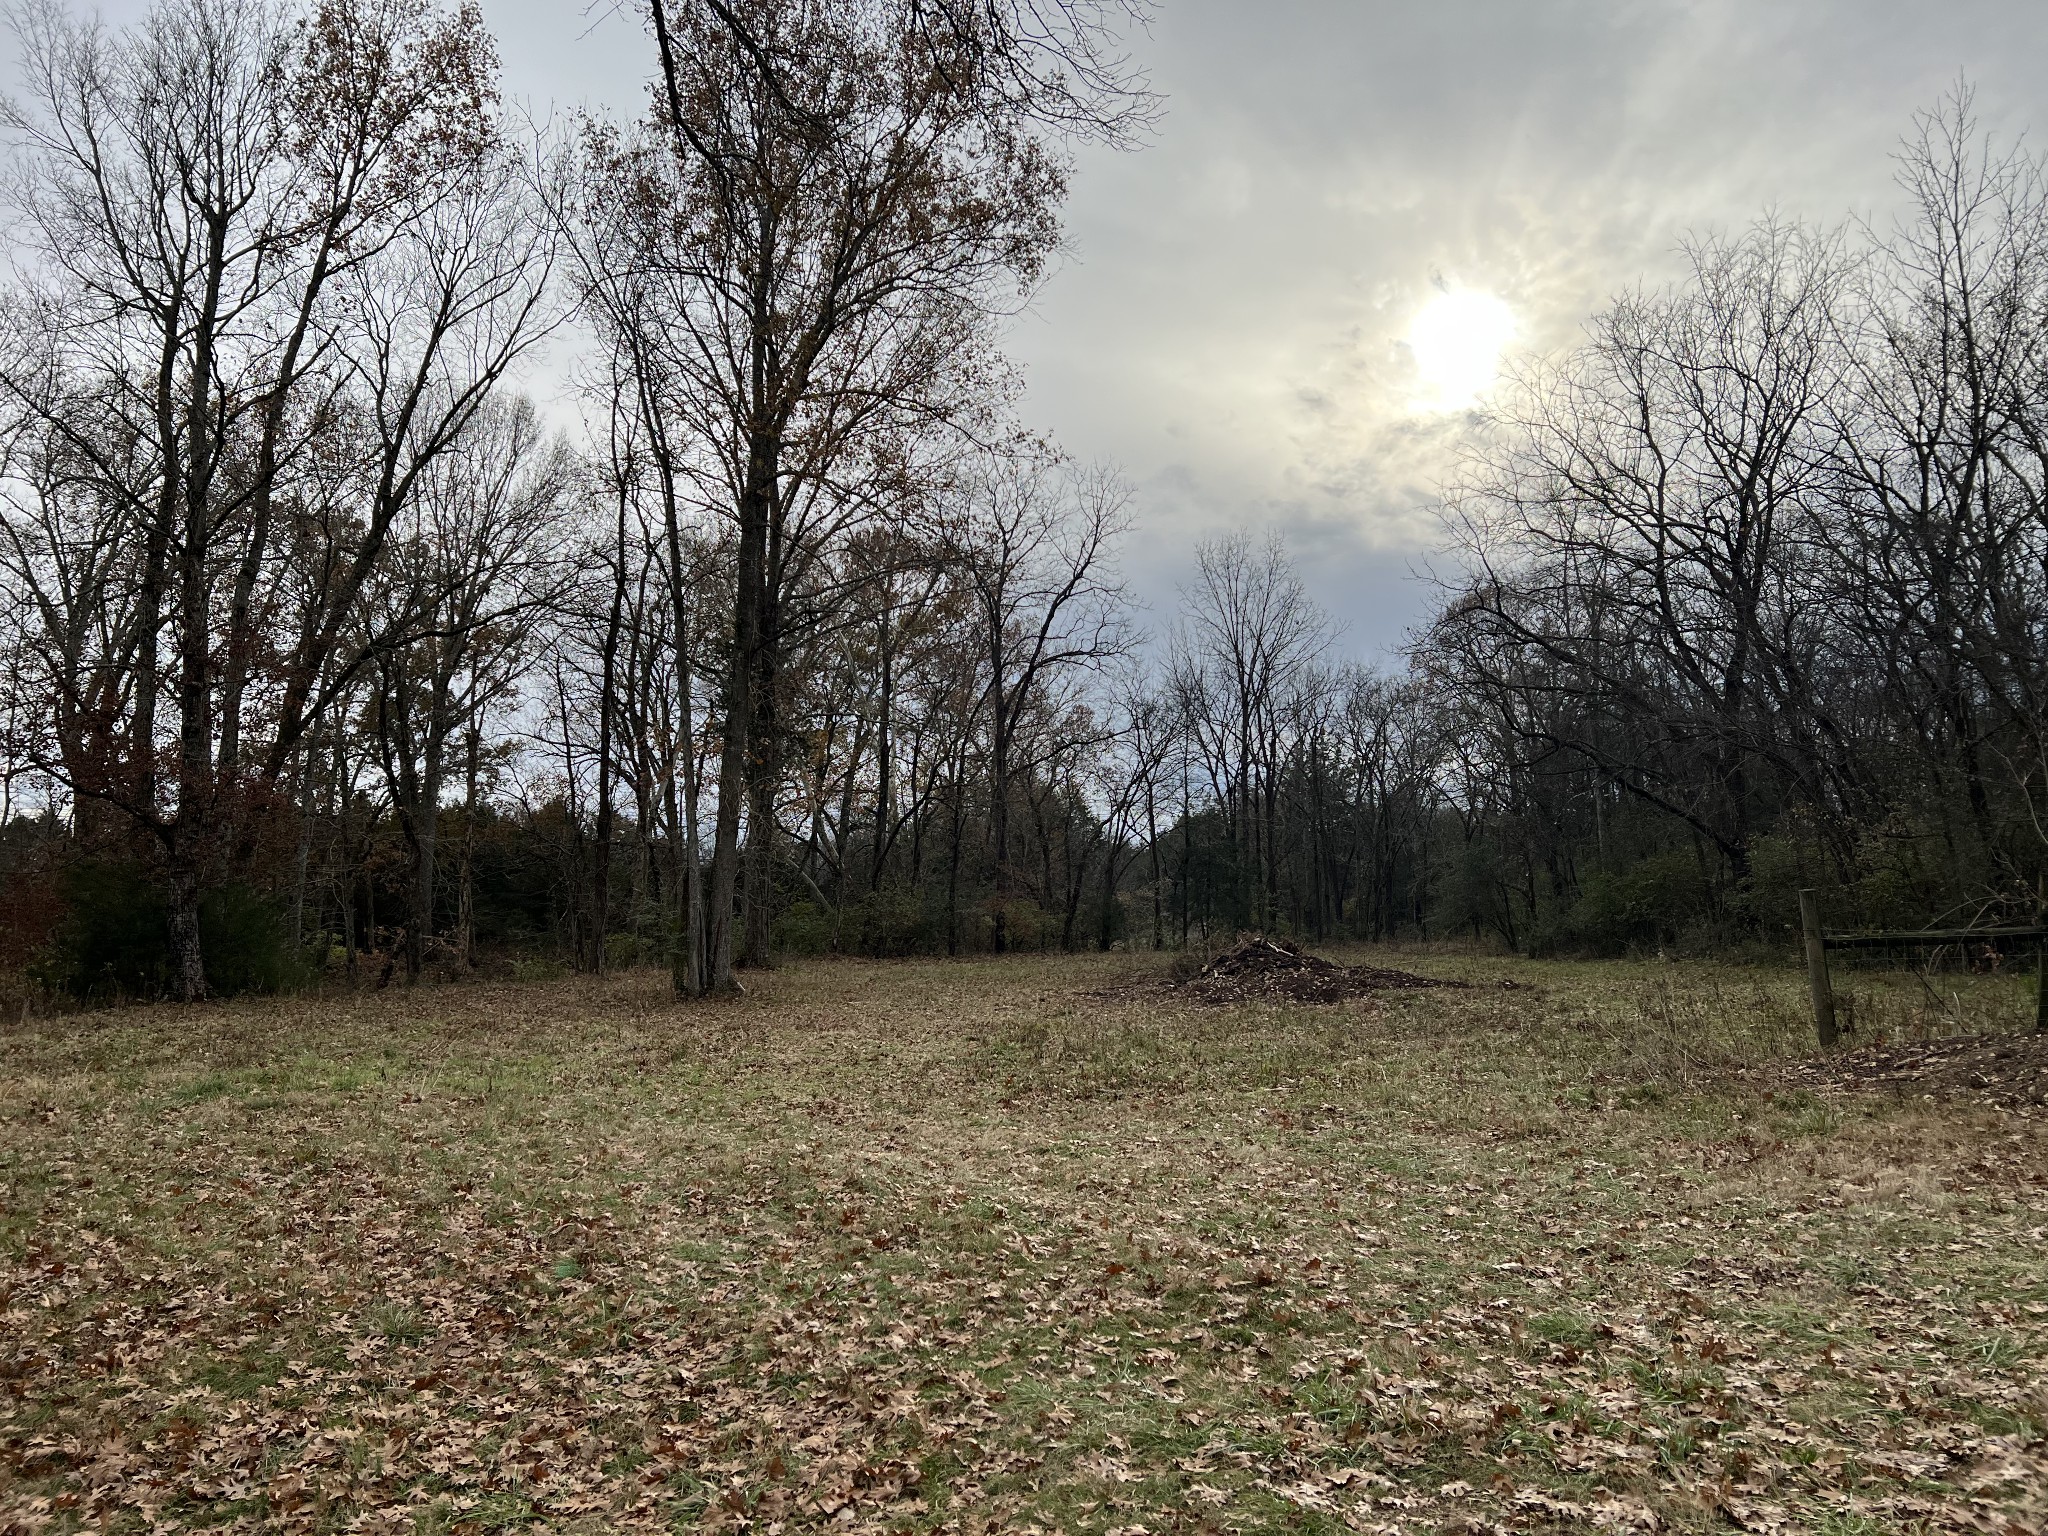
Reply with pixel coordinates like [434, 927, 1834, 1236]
[19, 1, 2048, 659]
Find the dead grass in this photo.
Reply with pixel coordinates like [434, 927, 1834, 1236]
[2, 948, 2045, 1534]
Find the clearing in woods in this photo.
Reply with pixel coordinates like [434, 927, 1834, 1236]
[2, 948, 2045, 1534]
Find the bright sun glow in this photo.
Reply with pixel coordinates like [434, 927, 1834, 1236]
[1406, 288, 1517, 410]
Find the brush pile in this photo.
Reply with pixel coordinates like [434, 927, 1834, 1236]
[1173, 936, 1461, 1006]
[1781, 1031, 2048, 1110]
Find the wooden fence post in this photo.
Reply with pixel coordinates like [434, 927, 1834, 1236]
[1799, 889, 1838, 1048]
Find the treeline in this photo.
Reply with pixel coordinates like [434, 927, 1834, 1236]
[1, 2, 2043, 1001]
[1427, 97, 2048, 952]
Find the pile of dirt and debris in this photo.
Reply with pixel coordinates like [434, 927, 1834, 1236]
[1781, 1031, 2048, 1110]
[1170, 936, 1465, 1007]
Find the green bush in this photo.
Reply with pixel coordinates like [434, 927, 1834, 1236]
[988, 895, 1058, 951]
[33, 862, 309, 1000]
[1739, 812, 1958, 938]
[770, 888, 1072, 956]
[604, 931, 650, 969]
[853, 887, 942, 956]
[771, 898, 840, 956]
[770, 888, 943, 957]
[33, 861, 169, 999]
[198, 883, 311, 996]
[1531, 850, 1715, 956]
[1438, 837, 1518, 944]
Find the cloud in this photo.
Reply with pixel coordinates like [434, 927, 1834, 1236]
[1002, 0, 2048, 657]
[22, 0, 2038, 661]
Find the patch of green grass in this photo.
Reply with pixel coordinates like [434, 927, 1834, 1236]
[1530, 1311, 1599, 1349]
[365, 1298, 430, 1342]
[193, 1349, 289, 1398]
[170, 1071, 238, 1103]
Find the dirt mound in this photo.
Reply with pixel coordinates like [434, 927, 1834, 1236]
[1174, 937, 1464, 1006]
[1782, 1031, 2048, 1110]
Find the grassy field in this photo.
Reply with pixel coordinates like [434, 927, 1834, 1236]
[2, 947, 2045, 1535]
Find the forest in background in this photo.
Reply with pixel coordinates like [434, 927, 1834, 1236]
[2, 0, 2046, 1003]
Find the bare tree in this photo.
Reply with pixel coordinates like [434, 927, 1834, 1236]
[1172, 530, 1330, 931]
[942, 457, 1129, 951]
[361, 396, 572, 978]
[627, 0, 1143, 989]
[1437, 219, 1849, 879]
[0, 0, 549, 997]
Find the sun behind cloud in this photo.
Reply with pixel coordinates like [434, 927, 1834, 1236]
[1406, 287, 1518, 411]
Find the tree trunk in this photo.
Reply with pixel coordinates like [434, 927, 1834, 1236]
[1146, 771, 1163, 950]
[872, 602, 893, 890]
[167, 215, 231, 1003]
[681, 662, 706, 995]
[408, 743, 443, 980]
[648, 409, 705, 996]
[1097, 837, 1121, 951]
[593, 500, 628, 974]
[989, 729, 1011, 953]
[945, 767, 965, 956]
[740, 507, 784, 969]
[707, 445, 769, 992]
[291, 748, 315, 952]
[742, 767, 775, 967]
[166, 848, 207, 1002]
[459, 726, 480, 967]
